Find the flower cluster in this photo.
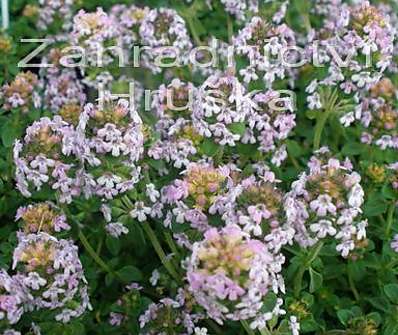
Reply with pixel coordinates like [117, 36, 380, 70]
[78, 97, 144, 200]
[286, 148, 367, 257]
[43, 69, 86, 114]
[208, 0, 260, 21]
[109, 4, 149, 46]
[71, 7, 121, 67]
[193, 72, 250, 147]
[139, 8, 193, 73]
[149, 79, 200, 169]
[240, 90, 296, 166]
[233, 16, 297, 85]
[306, 1, 395, 122]
[186, 225, 285, 328]
[215, 171, 295, 253]
[0, 270, 25, 331]
[356, 77, 398, 149]
[139, 297, 198, 334]
[37, 0, 74, 31]
[0, 72, 41, 113]
[162, 162, 232, 231]
[15, 202, 70, 234]
[12, 232, 91, 322]
[14, 116, 82, 203]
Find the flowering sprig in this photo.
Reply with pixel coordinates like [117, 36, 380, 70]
[214, 171, 295, 253]
[139, 290, 203, 335]
[356, 77, 398, 149]
[233, 16, 297, 85]
[14, 116, 82, 203]
[12, 232, 91, 323]
[43, 69, 86, 114]
[286, 148, 367, 257]
[36, 0, 74, 32]
[15, 202, 70, 234]
[1, 72, 42, 113]
[77, 97, 144, 200]
[186, 224, 286, 329]
[193, 72, 250, 147]
[149, 79, 201, 170]
[0, 270, 25, 331]
[139, 8, 193, 73]
[71, 7, 122, 67]
[161, 162, 234, 231]
[109, 4, 149, 46]
[305, 1, 395, 134]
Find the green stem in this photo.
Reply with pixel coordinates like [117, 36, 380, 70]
[186, 16, 202, 45]
[164, 231, 180, 259]
[240, 320, 256, 335]
[347, 264, 360, 301]
[259, 326, 272, 335]
[386, 259, 398, 269]
[313, 88, 338, 150]
[313, 109, 332, 150]
[142, 223, 182, 284]
[227, 14, 233, 43]
[205, 320, 223, 335]
[385, 203, 396, 238]
[294, 0, 312, 33]
[78, 230, 122, 281]
[96, 236, 104, 255]
[290, 155, 300, 169]
[294, 242, 324, 297]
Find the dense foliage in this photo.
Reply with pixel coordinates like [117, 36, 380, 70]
[0, 0, 398, 334]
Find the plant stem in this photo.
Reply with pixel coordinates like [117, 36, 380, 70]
[240, 320, 256, 335]
[313, 109, 332, 150]
[78, 230, 122, 281]
[386, 259, 398, 269]
[290, 155, 300, 169]
[313, 88, 338, 150]
[259, 326, 272, 335]
[294, 0, 312, 33]
[294, 242, 324, 297]
[227, 14, 233, 43]
[142, 223, 182, 284]
[164, 231, 180, 259]
[347, 264, 360, 301]
[385, 203, 396, 238]
[186, 16, 202, 45]
[205, 320, 223, 335]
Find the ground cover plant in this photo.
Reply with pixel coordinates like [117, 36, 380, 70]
[0, 0, 398, 334]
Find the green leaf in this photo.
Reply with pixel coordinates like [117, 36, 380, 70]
[305, 109, 318, 120]
[309, 267, 323, 293]
[337, 309, 354, 326]
[105, 236, 121, 256]
[1, 120, 19, 147]
[261, 292, 277, 312]
[301, 318, 320, 332]
[105, 273, 115, 286]
[348, 261, 366, 281]
[286, 140, 305, 158]
[228, 122, 246, 136]
[342, 142, 365, 155]
[200, 138, 219, 156]
[364, 193, 388, 217]
[384, 317, 398, 335]
[117, 265, 143, 283]
[63, 321, 86, 335]
[384, 284, 398, 304]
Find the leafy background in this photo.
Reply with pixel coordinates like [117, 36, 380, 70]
[0, 0, 398, 334]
